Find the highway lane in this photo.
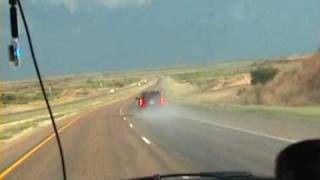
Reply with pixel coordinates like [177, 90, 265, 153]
[3, 99, 320, 179]
[130, 104, 320, 177]
[2, 99, 185, 180]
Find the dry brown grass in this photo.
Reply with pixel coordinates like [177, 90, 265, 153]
[245, 53, 320, 106]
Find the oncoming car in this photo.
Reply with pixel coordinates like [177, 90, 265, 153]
[136, 91, 165, 109]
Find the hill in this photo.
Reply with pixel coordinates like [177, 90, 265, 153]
[243, 53, 320, 106]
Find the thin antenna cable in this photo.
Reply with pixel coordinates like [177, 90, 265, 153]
[12, 0, 67, 179]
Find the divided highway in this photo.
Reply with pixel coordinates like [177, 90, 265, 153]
[2, 97, 320, 179]
[1, 99, 184, 179]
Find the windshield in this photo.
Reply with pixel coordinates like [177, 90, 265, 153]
[1, 0, 320, 180]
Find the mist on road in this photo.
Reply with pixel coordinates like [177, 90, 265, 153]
[132, 104, 290, 176]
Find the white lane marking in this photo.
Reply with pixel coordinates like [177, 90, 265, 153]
[195, 119, 297, 143]
[123, 116, 127, 121]
[129, 123, 133, 128]
[141, 136, 151, 144]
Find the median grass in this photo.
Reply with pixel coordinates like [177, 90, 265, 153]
[1, 81, 151, 141]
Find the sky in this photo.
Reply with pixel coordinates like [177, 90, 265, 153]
[1, 0, 320, 80]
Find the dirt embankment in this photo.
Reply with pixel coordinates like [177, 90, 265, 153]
[212, 74, 251, 91]
[243, 53, 320, 106]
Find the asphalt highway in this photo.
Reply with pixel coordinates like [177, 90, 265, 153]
[2, 98, 320, 179]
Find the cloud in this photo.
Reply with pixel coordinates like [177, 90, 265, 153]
[32, 0, 151, 13]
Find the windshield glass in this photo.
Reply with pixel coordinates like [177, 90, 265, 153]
[1, 0, 320, 180]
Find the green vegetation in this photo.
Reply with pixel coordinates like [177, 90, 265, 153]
[1, 74, 143, 108]
[1, 93, 17, 104]
[1, 86, 64, 105]
[0, 122, 36, 140]
[86, 77, 140, 88]
[1, 93, 43, 104]
[250, 67, 278, 85]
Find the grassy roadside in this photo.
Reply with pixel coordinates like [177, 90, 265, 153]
[1, 83, 150, 141]
[225, 105, 320, 121]
[2, 85, 143, 124]
[1, 72, 151, 115]
[162, 76, 320, 121]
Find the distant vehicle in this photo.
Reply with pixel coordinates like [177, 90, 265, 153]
[136, 91, 165, 109]
[137, 79, 148, 87]
[109, 88, 115, 93]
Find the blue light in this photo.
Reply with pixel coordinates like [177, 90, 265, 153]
[16, 47, 21, 58]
